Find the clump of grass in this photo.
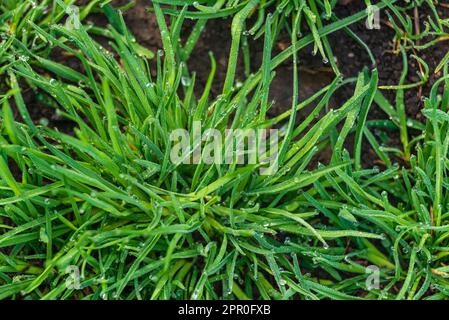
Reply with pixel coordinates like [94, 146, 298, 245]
[0, 0, 449, 300]
[0, 3, 390, 300]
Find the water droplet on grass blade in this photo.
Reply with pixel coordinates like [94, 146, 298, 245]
[181, 76, 191, 87]
[39, 117, 49, 126]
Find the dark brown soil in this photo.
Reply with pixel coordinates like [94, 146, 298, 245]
[329, 1, 449, 166]
[331, 1, 449, 121]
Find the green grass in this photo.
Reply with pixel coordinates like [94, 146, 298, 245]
[0, 0, 449, 300]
